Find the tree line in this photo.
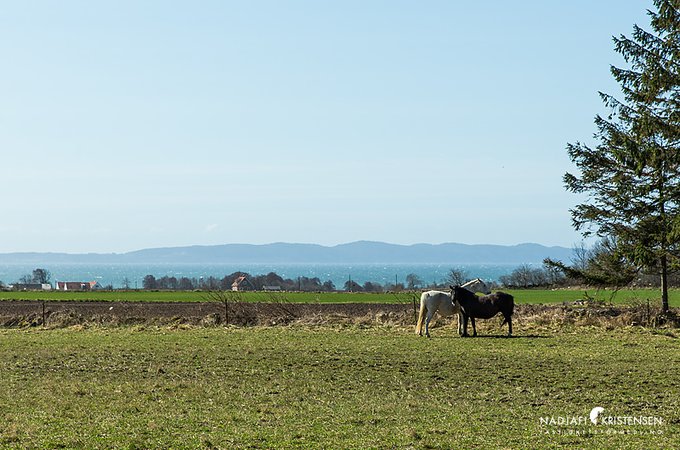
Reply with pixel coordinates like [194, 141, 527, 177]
[141, 270, 495, 292]
[138, 268, 569, 292]
[140, 270, 490, 292]
[141, 272, 337, 292]
[141, 272, 413, 292]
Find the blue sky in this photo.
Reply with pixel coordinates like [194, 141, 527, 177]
[1, 1, 652, 253]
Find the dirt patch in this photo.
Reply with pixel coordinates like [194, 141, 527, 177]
[0, 300, 677, 329]
[0, 301, 416, 328]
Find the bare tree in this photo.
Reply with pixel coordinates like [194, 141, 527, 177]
[446, 268, 469, 286]
[571, 243, 590, 272]
[17, 268, 51, 285]
[405, 273, 423, 289]
[203, 289, 243, 325]
[32, 268, 51, 284]
[18, 274, 33, 284]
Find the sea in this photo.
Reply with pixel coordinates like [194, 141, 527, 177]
[0, 263, 530, 289]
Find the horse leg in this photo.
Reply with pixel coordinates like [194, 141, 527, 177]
[461, 313, 469, 337]
[457, 311, 463, 336]
[501, 313, 513, 337]
[471, 317, 477, 337]
[425, 311, 433, 338]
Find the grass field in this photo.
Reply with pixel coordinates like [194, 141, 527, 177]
[0, 325, 677, 448]
[1, 287, 680, 307]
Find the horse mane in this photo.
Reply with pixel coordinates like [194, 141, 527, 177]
[451, 285, 476, 300]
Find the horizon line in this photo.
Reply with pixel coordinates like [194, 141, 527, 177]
[0, 240, 578, 256]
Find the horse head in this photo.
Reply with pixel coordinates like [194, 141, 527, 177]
[459, 278, 491, 295]
[449, 285, 462, 304]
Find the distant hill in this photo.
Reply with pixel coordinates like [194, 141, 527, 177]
[0, 241, 574, 265]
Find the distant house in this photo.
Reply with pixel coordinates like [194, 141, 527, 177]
[12, 283, 52, 291]
[56, 281, 102, 291]
[231, 276, 254, 292]
[262, 285, 282, 291]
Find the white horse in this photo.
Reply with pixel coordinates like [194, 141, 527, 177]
[415, 278, 491, 338]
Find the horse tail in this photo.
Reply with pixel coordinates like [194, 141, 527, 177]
[415, 294, 427, 335]
[500, 293, 515, 327]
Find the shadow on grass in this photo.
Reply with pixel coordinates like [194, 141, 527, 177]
[460, 334, 551, 339]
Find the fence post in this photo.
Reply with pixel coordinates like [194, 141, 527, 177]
[647, 298, 650, 327]
[412, 294, 417, 324]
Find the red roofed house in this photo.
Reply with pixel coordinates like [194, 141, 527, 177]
[231, 276, 254, 292]
[56, 281, 102, 291]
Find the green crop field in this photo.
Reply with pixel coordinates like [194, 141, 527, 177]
[1, 288, 680, 307]
[0, 326, 677, 448]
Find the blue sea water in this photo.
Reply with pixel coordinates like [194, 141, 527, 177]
[0, 263, 528, 289]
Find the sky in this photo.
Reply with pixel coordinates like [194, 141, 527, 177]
[1, 1, 653, 253]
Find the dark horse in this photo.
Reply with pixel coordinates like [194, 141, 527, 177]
[450, 285, 514, 337]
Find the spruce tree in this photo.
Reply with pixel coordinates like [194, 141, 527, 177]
[565, 0, 680, 312]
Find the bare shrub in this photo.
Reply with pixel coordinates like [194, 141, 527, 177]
[264, 292, 298, 324]
[202, 290, 264, 325]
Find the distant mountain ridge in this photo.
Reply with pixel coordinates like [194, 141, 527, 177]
[0, 241, 574, 265]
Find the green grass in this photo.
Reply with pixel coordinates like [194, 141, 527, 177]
[0, 326, 677, 448]
[504, 287, 680, 307]
[1, 288, 680, 307]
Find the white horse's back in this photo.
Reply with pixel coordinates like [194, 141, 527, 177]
[420, 290, 457, 316]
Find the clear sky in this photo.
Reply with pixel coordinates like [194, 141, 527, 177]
[1, 1, 653, 253]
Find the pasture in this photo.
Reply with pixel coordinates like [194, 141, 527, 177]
[1, 287, 680, 307]
[0, 326, 677, 448]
